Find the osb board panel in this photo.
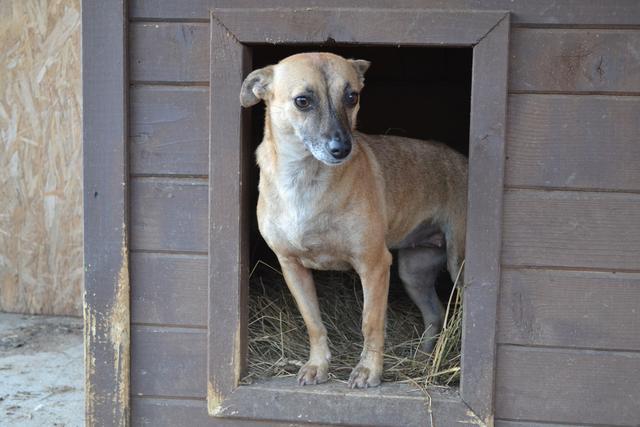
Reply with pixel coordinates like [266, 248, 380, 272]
[496, 345, 640, 425]
[505, 94, 640, 191]
[0, 0, 82, 315]
[502, 189, 640, 271]
[130, 86, 209, 176]
[498, 269, 640, 351]
[130, 252, 207, 326]
[510, 29, 640, 93]
[130, 22, 209, 83]
[130, 177, 208, 253]
[129, 0, 640, 26]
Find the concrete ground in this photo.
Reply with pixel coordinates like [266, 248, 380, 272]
[0, 312, 83, 426]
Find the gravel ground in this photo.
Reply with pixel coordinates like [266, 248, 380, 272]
[0, 313, 83, 427]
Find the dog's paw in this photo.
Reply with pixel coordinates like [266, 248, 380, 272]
[347, 364, 381, 389]
[297, 361, 329, 386]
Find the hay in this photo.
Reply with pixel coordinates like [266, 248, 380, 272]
[243, 260, 463, 388]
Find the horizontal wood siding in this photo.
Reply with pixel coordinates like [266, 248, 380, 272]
[502, 189, 640, 271]
[496, 345, 640, 426]
[130, 86, 209, 176]
[505, 94, 640, 192]
[510, 29, 640, 93]
[130, 177, 208, 253]
[129, 0, 640, 25]
[130, 253, 207, 326]
[131, 326, 207, 399]
[130, 22, 209, 82]
[498, 269, 640, 350]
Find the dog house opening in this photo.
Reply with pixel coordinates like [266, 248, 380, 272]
[243, 45, 472, 389]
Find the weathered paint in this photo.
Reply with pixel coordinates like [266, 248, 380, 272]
[208, 380, 224, 416]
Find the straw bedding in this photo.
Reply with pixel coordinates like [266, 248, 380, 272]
[243, 261, 463, 388]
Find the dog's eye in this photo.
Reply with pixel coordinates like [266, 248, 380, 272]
[294, 96, 312, 110]
[345, 91, 359, 107]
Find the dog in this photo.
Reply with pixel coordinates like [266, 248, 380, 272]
[240, 52, 467, 389]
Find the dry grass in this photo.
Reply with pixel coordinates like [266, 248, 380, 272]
[243, 260, 463, 388]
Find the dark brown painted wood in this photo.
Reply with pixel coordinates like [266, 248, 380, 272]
[496, 345, 640, 425]
[130, 0, 640, 26]
[205, 7, 509, 425]
[506, 94, 640, 192]
[212, 8, 505, 46]
[131, 325, 206, 398]
[132, 397, 331, 426]
[219, 379, 481, 427]
[510, 29, 640, 93]
[130, 252, 207, 326]
[82, 0, 130, 425]
[130, 22, 209, 82]
[130, 177, 208, 252]
[498, 269, 640, 351]
[502, 189, 640, 271]
[460, 13, 510, 423]
[130, 86, 209, 176]
[207, 18, 252, 415]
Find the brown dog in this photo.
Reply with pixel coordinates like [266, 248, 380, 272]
[240, 52, 467, 388]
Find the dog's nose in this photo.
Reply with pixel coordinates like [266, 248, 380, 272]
[328, 138, 352, 160]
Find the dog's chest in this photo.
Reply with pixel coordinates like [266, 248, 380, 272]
[259, 190, 352, 271]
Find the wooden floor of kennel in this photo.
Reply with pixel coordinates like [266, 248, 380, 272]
[83, 1, 640, 426]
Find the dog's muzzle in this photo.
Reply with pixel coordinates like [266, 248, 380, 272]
[326, 138, 352, 160]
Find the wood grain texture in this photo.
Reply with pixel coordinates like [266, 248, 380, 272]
[82, 0, 129, 425]
[460, 13, 510, 422]
[132, 397, 334, 426]
[130, 177, 208, 253]
[130, 86, 209, 176]
[498, 269, 640, 351]
[211, 8, 505, 46]
[131, 325, 206, 398]
[510, 29, 640, 93]
[496, 345, 640, 425]
[130, 0, 640, 26]
[506, 94, 640, 191]
[502, 189, 640, 271]
[496, 421, 585, 427]
[130, 252, 207, 326]
[130, 22, 209, 82]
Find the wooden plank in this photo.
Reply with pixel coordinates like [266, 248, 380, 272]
[131, 326, 206, 398]
[496, 421, 585, 427]
[132, 397, 333, 426]
[82, 0, 129, 426]
[130, 0, 640, 26]
[207, 16, 252, 416]
[130, 177, 208, 252]
[506, 94, 640, 191]
[130, 22, 209, 82]
[212, 8, 505, 46]
[510, 29, 640, 93]
[130, 86, 209, 176]
[498, 269, 640, 351]
[502, 189, 640, 271]
[496, 345, 640, 425]
[460, 12, 509, 423]
[219, 378, 480, 427]
[130, 252, 207, 326]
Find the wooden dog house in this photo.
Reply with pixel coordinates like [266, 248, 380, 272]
[83, 1, 640, 426]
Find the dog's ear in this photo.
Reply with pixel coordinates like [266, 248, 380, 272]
[240, 66, 274, 107]
[348, 59, 371, 84]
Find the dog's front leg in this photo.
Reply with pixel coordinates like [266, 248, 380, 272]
[278, 255, 331, 385]
[349, 248, 392, 388]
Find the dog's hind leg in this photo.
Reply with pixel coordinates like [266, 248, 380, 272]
[278, 256, 331, 385]
[398, 246, 446, 353]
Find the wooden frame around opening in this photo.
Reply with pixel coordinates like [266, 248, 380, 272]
[208, 8, 509, 426]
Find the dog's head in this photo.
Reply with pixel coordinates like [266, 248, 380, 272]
[240, 52, 370, 165]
